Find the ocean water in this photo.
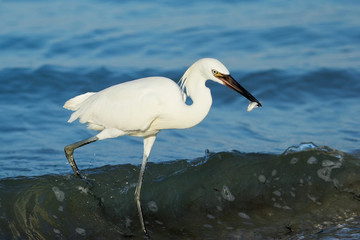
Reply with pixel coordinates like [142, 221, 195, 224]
[0, 0, 360, 239]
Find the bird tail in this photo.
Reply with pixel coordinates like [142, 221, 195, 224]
[63, 92, 95, 111]
[64, 92, 96, 123]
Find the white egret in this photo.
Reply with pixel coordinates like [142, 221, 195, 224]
[64, 58, 261, 235]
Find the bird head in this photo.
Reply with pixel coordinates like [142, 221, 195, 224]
[179, 58, 262, 111]
[204, 58, 262, 110]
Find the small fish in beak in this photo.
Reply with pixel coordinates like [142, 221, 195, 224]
[247, 101, 259, 112]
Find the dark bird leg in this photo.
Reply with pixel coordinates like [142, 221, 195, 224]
[64, 136, 99, 177]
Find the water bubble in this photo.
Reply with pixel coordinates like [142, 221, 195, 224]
[318, 167, 331, 181]
[307, 156, 318, 164]
[75, 227, 86, 236]
[221, 185, 235, 201]
[52, 187, 65, 202]
[238, 212, 251, 220]
[282, 206, 292, 210]
[147, 201, 158, 212]
[290, 157, 299, 164]
[125, 217, 132, 228]
[317, 160, 342, 183]
[258, 175, 266, 183]
[77, 186, 89, 194]
[322, 160, 335, 167]
[203, 224, 213, 228]
[274, 203, 282, 208]
[272, 190, 281, 197]
[307, 193, 317, 203]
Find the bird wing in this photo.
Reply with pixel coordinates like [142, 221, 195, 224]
[67, 77, 183, 133]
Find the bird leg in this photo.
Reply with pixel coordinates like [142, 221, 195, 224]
[135, 135, 156, 236]
[64, 136, 98, 178]
[135, 155, 148, 236]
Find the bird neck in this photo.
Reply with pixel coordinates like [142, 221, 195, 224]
[180, 75, 213, 128]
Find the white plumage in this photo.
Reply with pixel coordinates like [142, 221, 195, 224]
[65, 77, 184, 135]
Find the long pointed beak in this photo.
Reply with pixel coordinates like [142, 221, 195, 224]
[221, 75, 262, 107]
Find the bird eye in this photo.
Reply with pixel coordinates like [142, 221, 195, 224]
[212, 69, 218, 75]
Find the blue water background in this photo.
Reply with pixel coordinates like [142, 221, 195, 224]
[1, 0, 360, 239]
[0, 0, 359, 178]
